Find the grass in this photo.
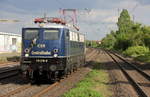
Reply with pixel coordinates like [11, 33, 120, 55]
[63, 62, 112, 97]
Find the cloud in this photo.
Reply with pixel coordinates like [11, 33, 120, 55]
[132, 4, 150, 25]
[0, 3, 60, 34]
[116, 0, 138, 9]
[0, 0, 150, 40]
[78, 9, 118, 23]
[103, 16, 118, 23]
[137, 0, 150, 5]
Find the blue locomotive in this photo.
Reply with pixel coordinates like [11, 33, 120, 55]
[20, 18, 85, 82]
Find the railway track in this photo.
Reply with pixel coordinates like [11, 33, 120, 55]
[0, 84, 31, 97]
[105, 50, 150, 97]
[0, 66, 89, 97]
[0, 70, 83, 97]
[32, 82, 59, 97]
[0, 74, 60, 97]
[0, 48, 93, 97]
[0, 66, 19, 80]
[110, 51, 150, 81]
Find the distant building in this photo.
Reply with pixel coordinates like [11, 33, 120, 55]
[0, 32, 21, 53]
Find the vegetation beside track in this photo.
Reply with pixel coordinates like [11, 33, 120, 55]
[63, 62, 112, 97]
[135, 53, 150, 63]
[0, 53, 20, 63]
[97, 9, 150, 63]
[123, 46, 150, 62]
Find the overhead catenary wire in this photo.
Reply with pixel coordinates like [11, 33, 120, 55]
[54, 0, 65, 8]
[131, 3, 139, 21]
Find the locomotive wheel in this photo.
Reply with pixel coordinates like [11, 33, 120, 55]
[64, 68, 69, 77]
[70, 65, 74, 74]
[69, 71, 71, 74]
[73, 66, 76, 72]
[74, 66, 78, 71]
[57, 70, 63, 79]
[73, 68, 75, 72]
[20, 70, 30, 82]
[69, 68, 72, 74]
[30, 70, 40, 84]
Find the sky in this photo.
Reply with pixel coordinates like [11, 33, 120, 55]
[0, 0, 150, 40]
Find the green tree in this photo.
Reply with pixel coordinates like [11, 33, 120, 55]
[117, 9, 133, 34]
[100, 31, 116, 49]
[100, 8, 150, 59]
[114, 33, 132, 51]
[142, 26, 150, 48]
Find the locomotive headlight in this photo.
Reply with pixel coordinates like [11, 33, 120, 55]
[25, 54, 29, 57]
[53, 49, 58, 53]
[53, 54, 58, 57]
[49, 65, 56, 71]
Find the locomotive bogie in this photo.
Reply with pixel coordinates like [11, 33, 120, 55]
[20, 55, 85, 81]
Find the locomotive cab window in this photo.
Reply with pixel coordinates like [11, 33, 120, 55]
[24, 29, 39, 40]
[44, 29, 59, 40]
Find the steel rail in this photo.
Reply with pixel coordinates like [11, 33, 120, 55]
[31, 63, 87, 97]
[0, 85, 31, 97]
[32, 82, 59, 97]
[110, 51, 150, 81]
[105, 50, 148, 97]
[0, 67, 19, 80]
[0, 66, 18, 74]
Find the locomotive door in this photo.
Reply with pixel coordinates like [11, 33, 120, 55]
[65, 29, 69, 56]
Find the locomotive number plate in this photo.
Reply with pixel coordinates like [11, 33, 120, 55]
[36, 59, 48, 63]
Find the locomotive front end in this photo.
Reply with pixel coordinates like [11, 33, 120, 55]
[20, 27, 65, 81]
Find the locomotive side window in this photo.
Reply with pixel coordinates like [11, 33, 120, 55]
[24, 29, 39, 40]
[44, 29, 59, 40]
[65, 29, 69, 37]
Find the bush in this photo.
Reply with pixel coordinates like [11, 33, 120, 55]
[0, 57, 8, 62]
[123, 46, 149, 57]
[0, 56, 20, 63]
[135, 52, 150, 63]
[7, 56, 20, 62]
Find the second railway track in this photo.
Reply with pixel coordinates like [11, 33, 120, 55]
[110, 51, 150, 81]
[105, 50, 150, 97]
[0, 66, 19, 80]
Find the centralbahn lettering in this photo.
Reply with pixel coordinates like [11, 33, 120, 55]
[31, 51, 51, 55]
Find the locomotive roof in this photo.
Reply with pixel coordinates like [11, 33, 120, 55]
[23, 23, 85, 35]
[24, 23, 68, 29]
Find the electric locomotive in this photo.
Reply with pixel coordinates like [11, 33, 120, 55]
[20, 17, 85, 81]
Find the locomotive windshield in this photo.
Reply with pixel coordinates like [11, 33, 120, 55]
[24, 29, 39, 40]
[44, 29, 59, 40]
